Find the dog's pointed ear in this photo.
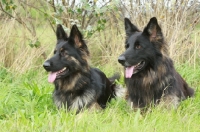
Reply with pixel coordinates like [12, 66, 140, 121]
[69, 25, 83, 48]
[56, 24, 68, 40]
[124, 18, 139, 37]
[142, 17, 163, 42]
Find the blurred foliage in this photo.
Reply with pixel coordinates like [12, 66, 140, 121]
[0, 0, 199, 70]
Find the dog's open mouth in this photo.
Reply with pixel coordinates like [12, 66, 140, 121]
[125, 61, 145, 78]
[48, 67, 69, 83]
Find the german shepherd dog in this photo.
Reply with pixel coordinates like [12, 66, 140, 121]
[118, 17, 194, 109]
[43, 24, 123, 112]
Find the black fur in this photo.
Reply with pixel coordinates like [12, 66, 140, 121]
[118, 17, 194, 109]
[43, 24, 121, 112]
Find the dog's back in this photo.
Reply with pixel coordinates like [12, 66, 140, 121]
[90, 68, 117, 108]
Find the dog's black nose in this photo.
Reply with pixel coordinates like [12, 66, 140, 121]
[118, 55, 125, 65]
[43, 61, 51, 71]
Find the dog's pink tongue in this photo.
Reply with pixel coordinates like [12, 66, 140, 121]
[48, 72, 57, 83]
[125, 66, 134, 78]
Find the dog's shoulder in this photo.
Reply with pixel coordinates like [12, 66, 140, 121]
[90, 68, 106, 81]
[89, 67, 108, 91]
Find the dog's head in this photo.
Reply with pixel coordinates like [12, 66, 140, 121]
[118, 17, 164, 78]
[43, 24, 89, 83]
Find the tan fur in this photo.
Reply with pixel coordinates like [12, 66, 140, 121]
[69, 89, 96, 111]
[60, 47, 64, 52]
[66, 73, 81, 90]
[157, 63, 167, 76]
[56, 73, 81, 91]
[148, 26, 157, 41]
[54, 94, 66, 108]
[142, 70, 156, 87]
[81, 50, 89, 61]
[79, 50, 91, 72]
[114, 85, 126, 98]
[75, 35, 82, 48]
[159, 95, 180, 109]
[142, 59, 171, 88]
[89, 102, 102, 110]
[71, 56, 81, 66]
[161, 43, 168, 56]
[161, 75, 173, 88]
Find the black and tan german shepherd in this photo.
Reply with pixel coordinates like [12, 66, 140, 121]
[43, 24, 124, 112]
[118, 17, 194, 109]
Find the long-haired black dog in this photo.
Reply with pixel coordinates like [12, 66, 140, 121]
[118, 17, 194, 109]
[43, 24, 123, 112]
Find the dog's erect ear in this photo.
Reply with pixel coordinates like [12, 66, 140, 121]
[124, 18, 139, 37]
[69, 25, 83, 48]
[56, 24, 68, 40]
[142, 17, 163, 41]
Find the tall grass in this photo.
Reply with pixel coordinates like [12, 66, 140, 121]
[0, 18, 54, 73]
[0, 0, 199, 73]
[88, 0, 200, 69]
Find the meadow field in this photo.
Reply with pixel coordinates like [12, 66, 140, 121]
[0, 0, 200, 131]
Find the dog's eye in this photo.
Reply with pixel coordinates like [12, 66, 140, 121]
[135, 44, 141, 49]
[60, 48, 64, 52]
[125, 44, 129, 49]
[60, 48, 67, 56]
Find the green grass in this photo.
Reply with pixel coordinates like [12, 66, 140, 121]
[0, 64, 200, 132]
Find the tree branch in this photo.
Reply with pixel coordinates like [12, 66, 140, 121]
[0, 2, 22, 24]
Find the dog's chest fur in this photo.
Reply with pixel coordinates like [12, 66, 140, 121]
[125, 57, 184, 108]
[52, 73, 97, 111]
[53, 88, 96, 111]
